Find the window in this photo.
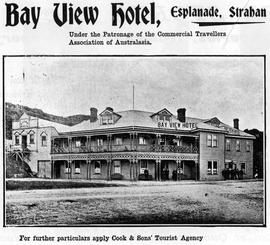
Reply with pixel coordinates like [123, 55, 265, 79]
[102, 114, 113, 125]
[94, 161, 101, 174]
[241, 163, 246, 174]
[65, 162, 71, 174]
[75, 140, 81, 148]
[207, 134, 218, 147]
[114, 160, 121, 174]
[212, 135, 218, 147]
[236, 140, 240, 151]
[207, 134, 212, 147]
[225, 139, 230, 151]
[159, 138, 165, 145]
[207, 161, 218, 175]
[139, 136, 146, 145]
[115, 137, 122, 145]
[97, 138, 103, 146]
[140, 160, 148, 174]
[41, 136, 47, 146]
[246, 141, 250, 152]
[159, 115, 170, 121]
[15, 135, 19, 145]
[75, 161, 80, 174]
[30, 134, 35, 144]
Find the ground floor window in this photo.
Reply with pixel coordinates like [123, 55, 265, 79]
[75, 161, 80, 174]
[240, 163, 246, 174]
[94, 161, 101, 174]
[225, 161, 236, 170]
[140, 160, 148, 174]
[208, 161, 218, 175]
[65, 162, 71, 173]
[113, 160, 121, 174]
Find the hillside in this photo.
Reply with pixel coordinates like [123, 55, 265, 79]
[244, 128, 264, 178]
[6, 154, 34, 178]
[5, 102, 90, 139]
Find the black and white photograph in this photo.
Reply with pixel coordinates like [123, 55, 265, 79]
[4, 56, 265, 226]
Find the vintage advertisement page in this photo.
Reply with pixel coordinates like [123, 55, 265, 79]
[0, 0, 269, 244]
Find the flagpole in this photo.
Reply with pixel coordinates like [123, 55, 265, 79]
[132, 84, 135, 110]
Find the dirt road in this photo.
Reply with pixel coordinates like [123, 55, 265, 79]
[5, 180, 264, 225]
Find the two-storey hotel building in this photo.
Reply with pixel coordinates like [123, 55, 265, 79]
[10, 107, 255, 181]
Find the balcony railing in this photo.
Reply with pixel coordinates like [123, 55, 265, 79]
[52, 146, 69, 153]
[138, 145, 198, 153]
[51, 144, 198, 154]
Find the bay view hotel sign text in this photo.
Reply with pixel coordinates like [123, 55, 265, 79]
[11, 107, 255, 181]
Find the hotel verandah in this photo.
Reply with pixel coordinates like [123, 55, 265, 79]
[10, 106, 255, 181]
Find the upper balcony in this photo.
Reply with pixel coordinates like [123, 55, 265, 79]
[51, 143, 198, 154]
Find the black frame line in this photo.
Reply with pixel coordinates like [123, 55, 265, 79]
[2, 54, 266, 228]
[192, 21, 265, 26]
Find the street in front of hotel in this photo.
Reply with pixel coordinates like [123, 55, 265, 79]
[6, 180, 263, 225]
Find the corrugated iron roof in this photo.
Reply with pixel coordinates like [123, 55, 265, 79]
[21, 110, 255, 139]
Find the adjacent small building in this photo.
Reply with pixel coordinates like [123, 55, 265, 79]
[10, 107, 255, 181]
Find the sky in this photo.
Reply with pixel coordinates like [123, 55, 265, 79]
[4, 56, 264, 130]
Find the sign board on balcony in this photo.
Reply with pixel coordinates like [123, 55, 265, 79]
[157, 121, 197, 130]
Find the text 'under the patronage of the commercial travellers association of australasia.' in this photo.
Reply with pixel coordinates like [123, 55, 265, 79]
[67, 30, 227, 46]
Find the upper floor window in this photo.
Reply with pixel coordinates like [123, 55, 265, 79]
[41, 135, 47, 147]
[139, 137, 146, 145]
[15, 135, 19, 145]
[225, 139, 230, 151]
[236, 140, 240, 151]
[159, 137, 165, 145]
[97, 138, 103, 146]
[246, 141, 250, 152]
[207, 134, 218, 147]
[75, 140, 81, 148]
[101, 114, 113, 125]
[212, 135, 218, 147]
[115, 137, 122, 145]
[159, 115, 170, 121]
[208, 161, 218, 175]
[29, 133, 35, 144]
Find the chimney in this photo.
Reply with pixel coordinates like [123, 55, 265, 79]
[177, 108, 186, 123]
[106, 107, 113, 112]
[233, 118, 239, 129]
[90, 107, 98, 122]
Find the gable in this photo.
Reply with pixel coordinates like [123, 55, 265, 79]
[204, 117, 221, 127]
[150, 108, 173, 117]
[99, 108, 121, 125]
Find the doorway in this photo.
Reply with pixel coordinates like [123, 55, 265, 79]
[55, 163, 61, 178]
[161, 161, 169, 180]
[22, 135, 27, 149]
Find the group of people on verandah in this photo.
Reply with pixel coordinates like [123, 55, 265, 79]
[222, 161, 245, 180]
[137, 162, 248, 181]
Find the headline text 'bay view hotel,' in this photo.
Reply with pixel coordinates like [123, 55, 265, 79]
[11, 106, 255, 181]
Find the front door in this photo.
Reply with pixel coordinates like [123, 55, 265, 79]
[55, 163, 61, 178]
[22, 135, 27, 149]
[161, 161, 169, 180]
